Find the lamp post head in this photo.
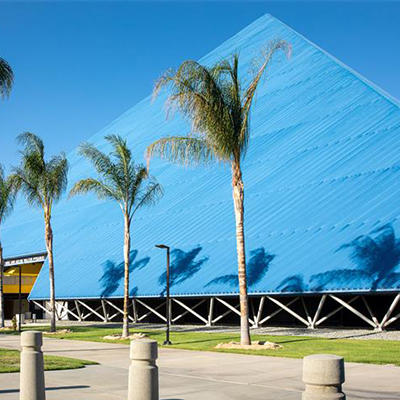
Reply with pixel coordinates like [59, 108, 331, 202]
[155, 244, 169, 250]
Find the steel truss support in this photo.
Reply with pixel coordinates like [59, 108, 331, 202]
[102, 299, 134, 322]
[101, 300, 108, 322]
[132, 299, 138, 323]
[136, 301, 166, 322]
[33, 300, 78, 322]
[361, 296, 379, 326]
[310, 295, 327, 329]
[329, 294, 378, 329]
[31, 291, 400, 331]
[379, 293, 400, 330]
[252, 296, 265, 328]
[172, 298, 207, 324]
[258, 297, 299, 325]
[32, 300, 50, 318]
[212, 301, 239, 324]
[74, 301, 83, 321]
[76, 300, 107, 322]
[215, 297, 254, 325]
[266, 296, 310, 327]
[135, 298, 167, 322]
[314, 295, 358, 327]
[55, 301, 79, 320]
[207, 298, 215, 326]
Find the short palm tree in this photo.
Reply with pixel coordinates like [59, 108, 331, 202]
[0, 57, 13, 99]
[146, 40, 291, 345]
[11, 133, 69, 332]
[0, 164, 17, 327]
[70, 134, 163, 338]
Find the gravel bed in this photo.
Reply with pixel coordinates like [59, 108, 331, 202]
[18, 320, 400, 341]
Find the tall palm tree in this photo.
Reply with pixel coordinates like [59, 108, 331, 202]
[146, 40, 291, 345]
[11, 133, 69, 332]
[70, 134, 163, 338]
[0, 57, 13, 99]
[0, 164, 17, 327]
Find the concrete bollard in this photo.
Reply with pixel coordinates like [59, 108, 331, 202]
[128, 339, 159, 400]
[302, 354, 345, 400]
[20, 331, 46, 400]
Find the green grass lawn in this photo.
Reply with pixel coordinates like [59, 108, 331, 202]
[8, 325, 400, 367]
[0, 347, 97, 373]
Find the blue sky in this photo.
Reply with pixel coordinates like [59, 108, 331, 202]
[0, 1, 399, 171]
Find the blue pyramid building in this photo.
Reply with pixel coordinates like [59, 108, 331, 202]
[3, 14, 400, 328]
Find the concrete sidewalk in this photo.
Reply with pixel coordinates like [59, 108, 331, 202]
[0, 333, 399, 400]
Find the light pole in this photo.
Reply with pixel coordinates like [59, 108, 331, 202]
[18, 264, 21, 332]
[155, 244, 172, 345]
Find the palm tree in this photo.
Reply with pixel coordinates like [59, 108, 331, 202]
[146, 40, 291, 345]
[0, 57, 13, 99]
[11, 133, 69, 332]
[0, 164, 17, 327]
[70, 134, 163, 338]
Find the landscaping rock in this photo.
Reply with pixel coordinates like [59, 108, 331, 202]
[103, 332, 150, 340]
[44, 329, 72, 335]
[215, 340, 282, 350]
[0, 327, 12, 331]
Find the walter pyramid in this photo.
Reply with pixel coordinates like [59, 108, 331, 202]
[3, 14, 400, 301]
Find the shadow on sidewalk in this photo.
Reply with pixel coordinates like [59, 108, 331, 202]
[0, 385, 90, 394]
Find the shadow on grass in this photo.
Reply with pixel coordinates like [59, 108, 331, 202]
[167, 336, 235, 346]
[270, 337, 324, 345]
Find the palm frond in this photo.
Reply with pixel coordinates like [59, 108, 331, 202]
[79, 142, 114, 176]
[11, 133, 69, 211]
[105, 135, 134, 198]
[69, 178, 120, 203]
[72, 136, 163, 218]
[17, 132, 45, 162]
[241, 40, 291, 148]
[0, 164, 17, 224]
[153, 60, 234, 159]
[47, 154, 69, 203]
[132, 180, 164, 219]
[151, 39, 290, 167]
[0, 57, 13, 99]
[127, 166, 148, 209]
[146, 136, 215, 166]
[10, 166, 44, 209]
[105, 134, 132, 168]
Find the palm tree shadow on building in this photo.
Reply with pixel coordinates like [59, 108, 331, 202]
[204, 247, 275, 288]
[309, 223, 400, 291]
[277, 274, 308, 292]
[158, 246, 209, 295]
[99, 250, 150, 297]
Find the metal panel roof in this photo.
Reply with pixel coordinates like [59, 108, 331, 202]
[3, 14, 400, 300]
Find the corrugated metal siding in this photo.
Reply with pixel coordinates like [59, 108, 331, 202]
[3, 14, 400, 300]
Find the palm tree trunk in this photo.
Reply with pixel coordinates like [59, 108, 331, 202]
[232, 162, 251, 345]
[45, 212, 56, 333]
[122, 213, 131, 338]
[0, 242, 5, 328]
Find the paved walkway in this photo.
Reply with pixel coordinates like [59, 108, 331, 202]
[0, 334, 399, 400]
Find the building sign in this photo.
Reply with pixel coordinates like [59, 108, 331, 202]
[4, 254, 47, 267]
